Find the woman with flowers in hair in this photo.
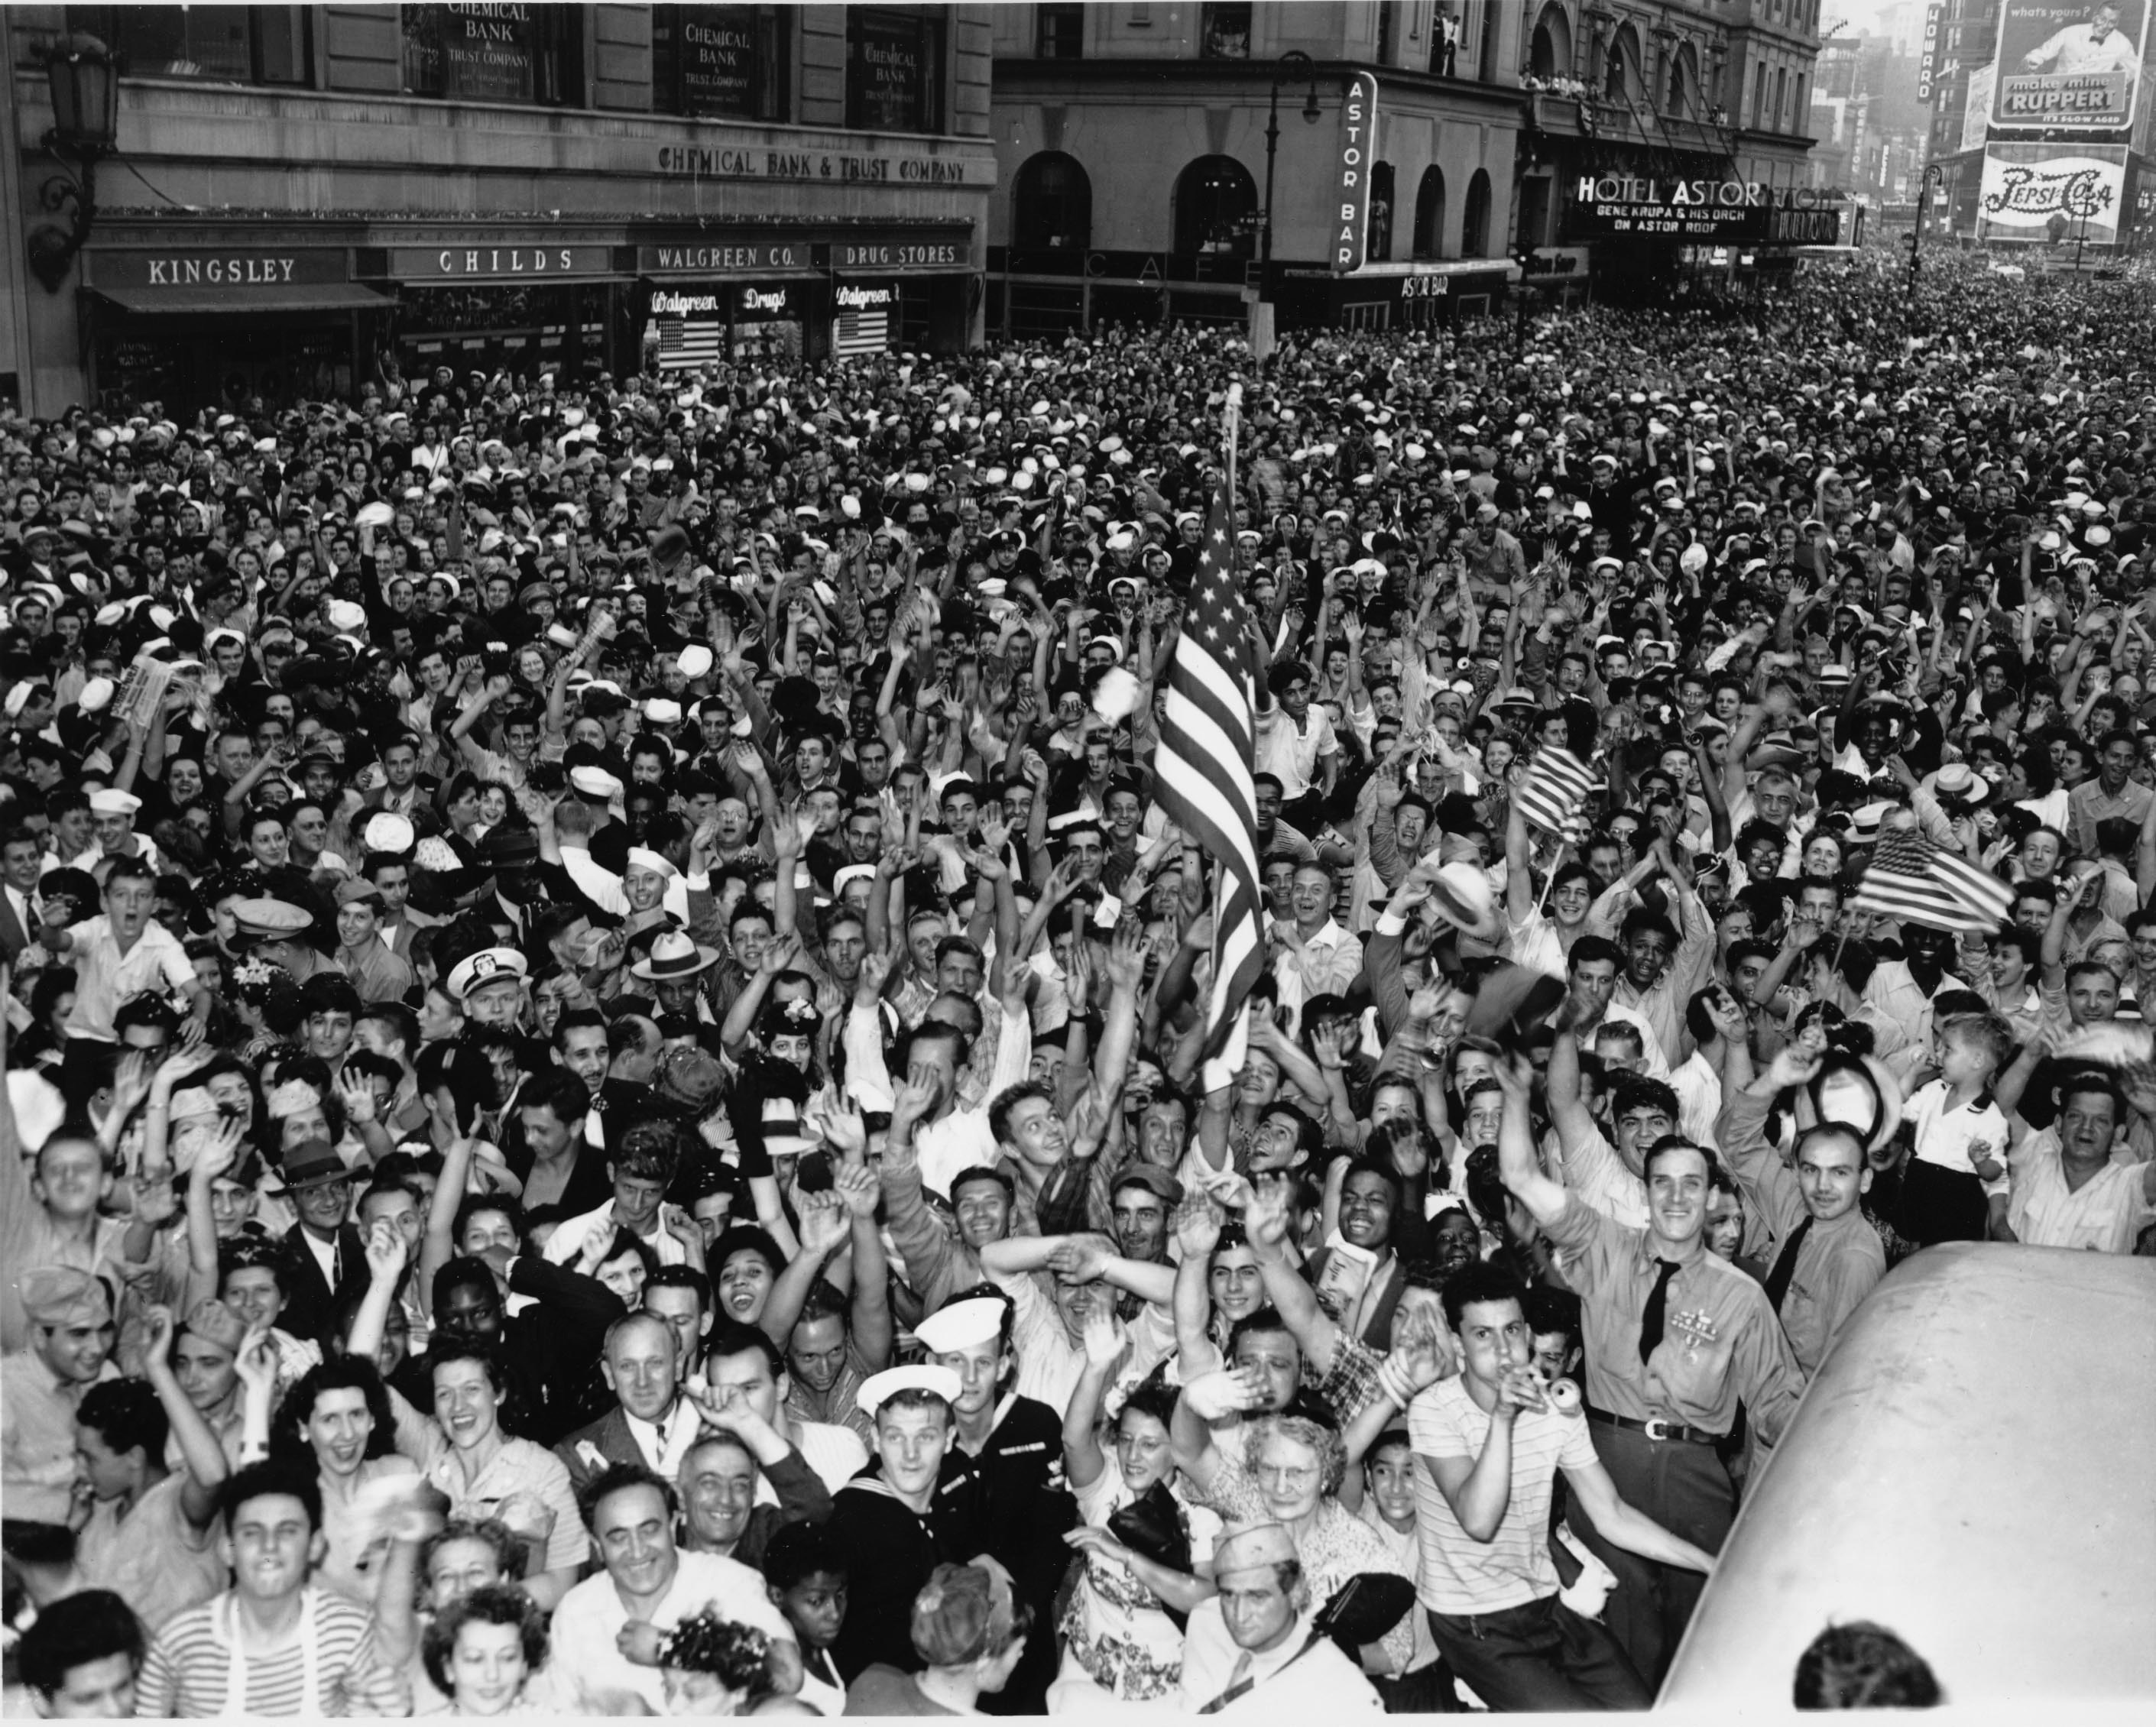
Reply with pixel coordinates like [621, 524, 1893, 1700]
[657, 1606, 816, 1717]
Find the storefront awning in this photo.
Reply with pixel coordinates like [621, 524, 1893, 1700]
[91, 283, 392, 316]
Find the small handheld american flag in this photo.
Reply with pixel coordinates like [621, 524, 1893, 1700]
[1515, 745, 1597, 839]
[1847, 822, 2012, 936]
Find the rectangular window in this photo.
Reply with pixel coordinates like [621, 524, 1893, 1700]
[1199, 2, 1251, 59]
[846, 8, 945, 133]
[83, 5, 311, 85]
[401, 4, 582, 105]
[653, 4, 790, 120]
[1037, 2, 1084, 58]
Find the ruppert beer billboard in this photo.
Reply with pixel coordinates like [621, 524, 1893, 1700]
[1992, 0, 2150, 134]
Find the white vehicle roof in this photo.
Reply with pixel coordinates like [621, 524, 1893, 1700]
[1659, 1244, 2156, 1708]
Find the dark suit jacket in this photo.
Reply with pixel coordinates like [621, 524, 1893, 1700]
[554, 1405, 643, 1495]
[278, 1222, 368, 1346]
[553, 1407, 835, 1567]
[362, 778, 440, 816]
[0, 888, 31, 963]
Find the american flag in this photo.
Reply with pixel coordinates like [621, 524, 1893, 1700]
[1515, 745, 1597, 838]
[1155, 475, 1263, 1061]
[1847, 823, 2013, 935]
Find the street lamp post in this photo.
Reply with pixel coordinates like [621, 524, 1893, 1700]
[1260, 50, 1323, 309]
[1905, 160, 1944, 329]
[27, 33, 121, 293]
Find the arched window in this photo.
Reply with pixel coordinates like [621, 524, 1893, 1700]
[1529, 2, 1573, 79]
[1665, 43, 1699, 114]
[1172, 154, 1258, 256]
[1011, 151, 1092, 251]
[1462, 167, 1493, 258]
[1413, 165, 1446, 259]
[1604, 23, 1638, 102]
[1370, 162, 1396, 262]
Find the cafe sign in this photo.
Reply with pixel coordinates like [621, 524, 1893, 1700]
[390, 244, 615, 279]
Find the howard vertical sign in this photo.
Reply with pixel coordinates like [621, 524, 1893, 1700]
[1918, 2, 1944, 103]
[1332, 73, 1381, 273]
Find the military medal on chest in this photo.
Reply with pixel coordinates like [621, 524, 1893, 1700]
[1671, 1307, 1720, 1356]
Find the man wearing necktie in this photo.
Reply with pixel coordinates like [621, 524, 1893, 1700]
[1493, 1052, 1805, 1688]
[1715, 1038, 1889, 1375]
[0, 828, 42, 961]
[554, 1311, 699, 1495]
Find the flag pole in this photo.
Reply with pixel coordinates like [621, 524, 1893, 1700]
[1224, 379, 1243, 525]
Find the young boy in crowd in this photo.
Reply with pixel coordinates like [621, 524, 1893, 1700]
[762, 1519, 850, 1718]
[1901, 1013, 2012, 1243]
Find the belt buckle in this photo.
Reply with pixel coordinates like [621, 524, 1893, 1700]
[1642, 1417, 1672, 1442]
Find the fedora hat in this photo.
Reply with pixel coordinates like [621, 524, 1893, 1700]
[630, 929, 721, 981]
[1426, 861, 1503, 945]
[1931, 762, 1992, 808]
[271, 1139, 352, 1193]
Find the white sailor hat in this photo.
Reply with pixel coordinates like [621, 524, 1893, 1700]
[913, 1297, 1007, 1355]
[858, 1364, 965, 1419]
[446, 947, 529, 1003]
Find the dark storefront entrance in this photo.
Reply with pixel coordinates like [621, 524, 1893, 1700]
[81, 245, 387, 413]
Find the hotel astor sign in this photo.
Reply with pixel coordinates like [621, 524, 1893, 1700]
[1567, 177, 1846, 242]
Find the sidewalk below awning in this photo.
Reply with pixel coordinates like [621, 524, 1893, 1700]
[90, 283, 392, 315]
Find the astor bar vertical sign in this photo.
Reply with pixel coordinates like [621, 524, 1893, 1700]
[1333, 73, 1381, 273]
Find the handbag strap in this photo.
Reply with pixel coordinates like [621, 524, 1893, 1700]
[1196, 1627, 1325, 1715]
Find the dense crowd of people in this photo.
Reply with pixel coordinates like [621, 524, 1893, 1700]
[0, 243, 2145, 1716]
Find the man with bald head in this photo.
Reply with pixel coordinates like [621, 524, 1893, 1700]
[554, 1311, 695, 1495]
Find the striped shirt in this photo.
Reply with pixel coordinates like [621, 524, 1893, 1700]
[139, 1587, 376, 1716]
[1409, 1376, 1599, 1615]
